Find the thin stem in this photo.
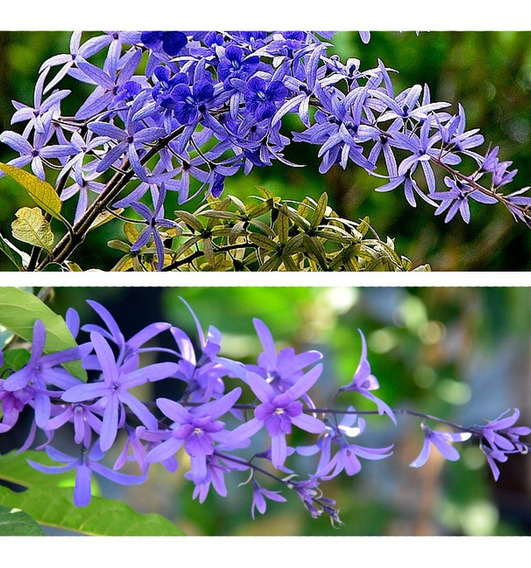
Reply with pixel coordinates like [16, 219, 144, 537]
[36, 126, 186, 270]
[161, 242, 258, 271]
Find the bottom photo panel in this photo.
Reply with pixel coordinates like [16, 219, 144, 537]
[0, 286, 530, 537]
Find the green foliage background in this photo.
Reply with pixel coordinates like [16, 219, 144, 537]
[0, 31, 530, 270]
[9, 286, 525, 536]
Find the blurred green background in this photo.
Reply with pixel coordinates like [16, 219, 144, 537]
[7, 286, 528, 536]
[0, 32, 530, 270]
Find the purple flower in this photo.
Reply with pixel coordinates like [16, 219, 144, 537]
[47, 401, 103, 447]
[430, 177, 497, 224]
[172, 80, 215, 125]
[3, 320, 90, 428]
[62, 331, 179, 451]
[230, 368, 326, 469]
[81, 299, 172, 366]
[89, 111, 166, 182]
[298, 409, 392, 479]
[409, 424, 471, 468]
[477, 409, 531, 480]
[244, 77, 288, 121]
[218, 45, 260, 85]
[141, 31, 188, 56]
[237, 318, 323, 399]
[129, 185, 179, 271]
[0, 378, 31, 433]
[145, 387, 242, 482]
[150, 66, 188, 110]
[72, 48, 142, 120]
[251, 480, 286, 518]
[340, 330, 396, 424]
[28, 444, 147, 507]
[10, 67, 70, 137]
[0, 129, 76, 180]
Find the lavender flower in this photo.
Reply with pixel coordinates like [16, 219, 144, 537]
[251, 480, 286, 518]
[230, 368, 326, 468]
[477, 408, 531, 480]
[62, 331, 179, 451]
[28, 444, 147, 507]
[3, 320, 90, 428]
[128, 186, 180, 271]
[339, 330, 396, 424]
[145, 387, 242, 481]
[409, 423, 471, 468]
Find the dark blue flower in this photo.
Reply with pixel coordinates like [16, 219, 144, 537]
[141, 31, 188, 56]
[172, 80, 215, 125]
[244, 77, 289, 121]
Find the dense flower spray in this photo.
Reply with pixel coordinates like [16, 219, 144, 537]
[1, 299, 529, 522]
[0, 31, 529, 271]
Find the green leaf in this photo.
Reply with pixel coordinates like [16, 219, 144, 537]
[0, 326, 15, 350]
[0, 505, 44, 536]
[174, 210, 204, 233]
[0, 287, 86, 381]
[12, 207, 55, 251]
[302, 235, 328, 270]
[248, 233, 277, 251]
[0, 163, 62, 220]
[0, 348, 31, 373]
[0, 450, 77, 489]
[311, 192, 328, 228]
[275, 204, 290, 244]
[0, 486, 185, 536]
[0, 231, 28, 270]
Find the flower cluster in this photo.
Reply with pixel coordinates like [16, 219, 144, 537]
[1, 299, 529, 523]
[0, 31, 529, 271]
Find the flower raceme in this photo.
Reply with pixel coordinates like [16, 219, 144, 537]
[1, 300, 530, 523]
[0, 31, 529, 272]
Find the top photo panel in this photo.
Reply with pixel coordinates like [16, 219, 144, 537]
[0, 31, 529, 272]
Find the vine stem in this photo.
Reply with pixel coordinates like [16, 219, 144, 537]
[212, 450, 337, 515]
[35, 126, 185, 270]
[167, 401, 480, 435]
[33, 92, 530, 270]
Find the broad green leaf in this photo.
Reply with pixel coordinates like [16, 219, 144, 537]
[1, 348, 31, 373]
[0, 486, 185, 536]
[0, 287, 86, 381]
[0, 505, 44, 536]
[0, 325, 15, 350]
[0, 231, 28, 270]
[0, 163, 62, 220]
[12, 207, 54, 251]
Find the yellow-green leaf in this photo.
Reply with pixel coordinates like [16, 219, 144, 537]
[0, 163, 62, 220]
[89, 208, 122, 232]
[311, 192, 328, 228]
[11, 207, 54, 251]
